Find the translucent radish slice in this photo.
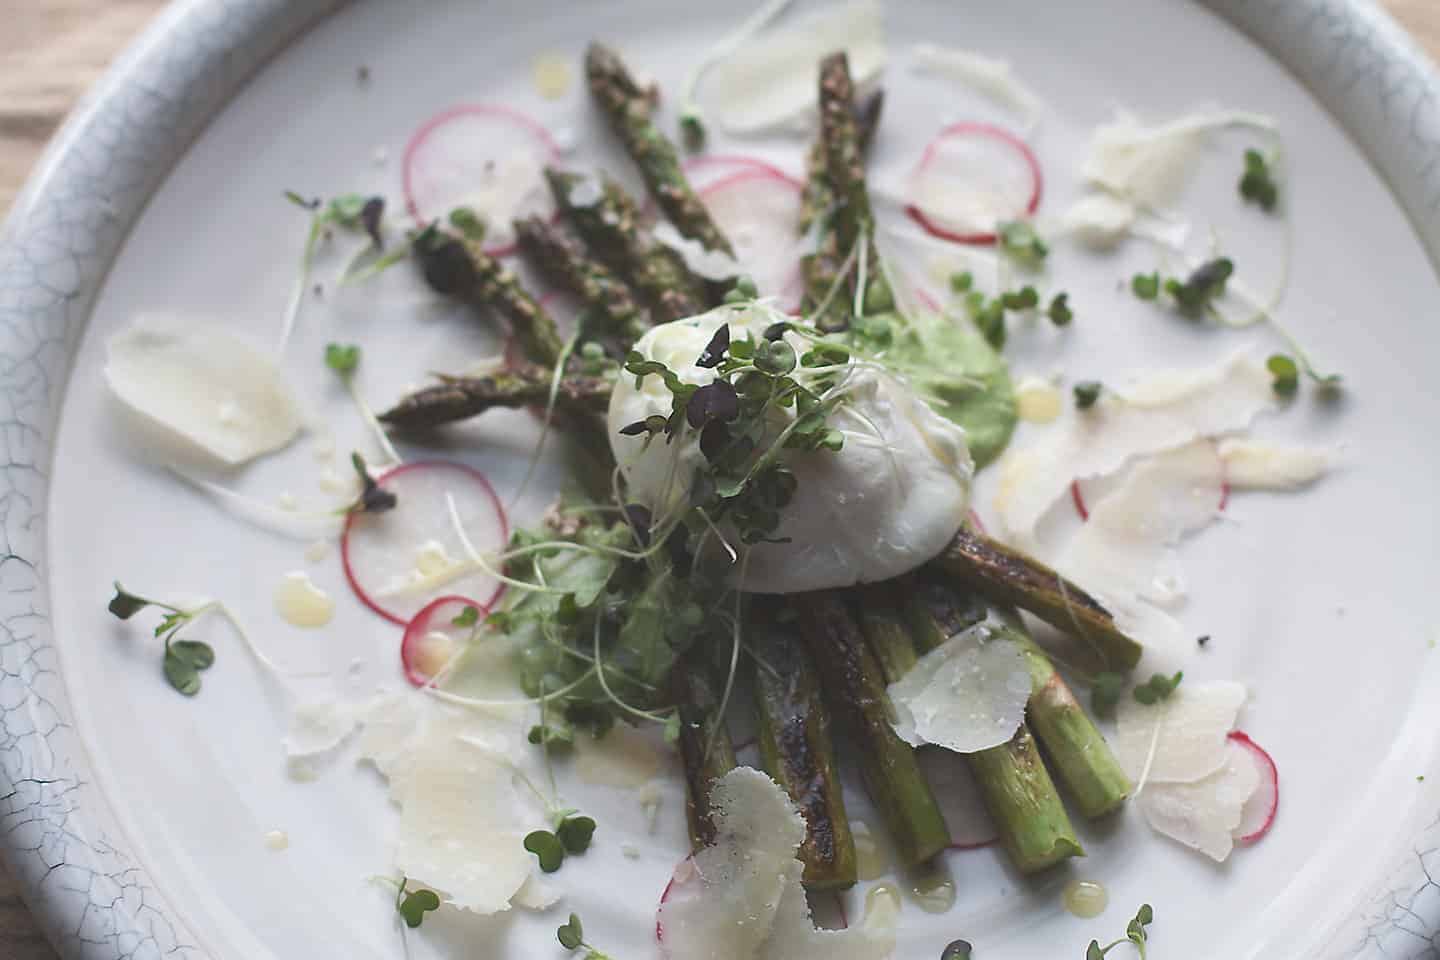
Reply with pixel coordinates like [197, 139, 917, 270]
[1229, 730, 1279, 843]
[400, 595, 491, 687]
[342, 461, 507, 626]
[698, 167, 805, 301]
[401, 104, 560, 257]
[905, 122, 1042, 244]
[916, 748, 999, 849]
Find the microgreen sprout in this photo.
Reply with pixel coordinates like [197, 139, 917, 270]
[1132, 671, 1183, 705]
[680, 111, 707, 152]
[447, 206, 487, 243]
[325, 342, 360, 376]
[997, 220, 1048, 267]
[1239, 148, 1279, 212]
[1267, 353, 1299, 396]
[942, 941, 975, 960]
[108, 583, 219, 697]
[347, 452, 398, 515]
[949, 271, 973, 294]
[1131, 272, 1160, 300]
[1048, 292, 1073, 326]
[1086, 903, 1155, 959]
[1073, 381, 1103, 410]
[523, 813, 597, 873]
[395, 878, 441, 929]
[557, 912, 615, 958]
[1090, 671, 1125, 718]
[1131, 259, 1234, 317]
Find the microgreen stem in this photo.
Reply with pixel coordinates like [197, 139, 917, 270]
[505, 331, 581, 515]
[590, 614, 671, 724]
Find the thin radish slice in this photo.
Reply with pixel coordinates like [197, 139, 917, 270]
[916, 748, 1000, 849]
[698, 167, 805, 300]
[402, 104, 560, 257]
[342, 461, 507, 626]
[401, 595, 491, 687]
[1229, 730, 1278, 843]
[685, 154, 802, 188]
[655, 855, 693, 944]
[905, 122, 1042, 244]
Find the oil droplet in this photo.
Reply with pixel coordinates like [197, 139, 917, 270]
[277, 490, 299, 510]
[304, 540, 329, 564]
[863, 883, 902, 928]
[576, 726, 661, 788]
[318, 466, 354, 495]
[1015, 376, 1063, 423]
[621, 842, 641, 860]
[909, 864, 957, 914]
[532, 52, 572, 100]
[1063, 879, 1108, 918]
[637, 780, 664, 833]
[263, 830, 289, 851]
[851, 820, 893, 881]
[275, 571, 334, 628]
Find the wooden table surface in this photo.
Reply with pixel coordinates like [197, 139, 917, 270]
[1, 1, 1437, 957]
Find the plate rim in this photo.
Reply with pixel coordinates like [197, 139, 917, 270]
[1, 1, 1436, 957]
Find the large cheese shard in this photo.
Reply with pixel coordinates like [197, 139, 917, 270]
[1113, 681, 1247, 785]
[1139, 741, 1260, 862]
[105, 316, 302, 465]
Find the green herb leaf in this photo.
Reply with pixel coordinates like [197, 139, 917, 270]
[557, 913, 585, 950]
[949, 271, 973, 293]
[1073, 381, 1102, 410]
[997, 220, 1048, 266]
[349, 452, 398, 514]
[163, 650, 202, 697]
[1166, 258, 1233, 314]
[1048, 292, 1073, 326]
[283, 190, 319, 210]
[169, 639, 215, 671]
[450, 605, 479, 628]
[397, 887, 441, 928]
[680, 112, 707, 152]
[942, 940, 974, 960]
[528, 723, 575, 748]
[755, 339, 797, 376]
[1000, 285, 1039, 311]
[1132, 671, 1183, 705]
[556, 815, 597, 855]
[524, 830, 566, 872]
[325, 342, 360, 377]
[1086, 941, 1106, 960]
[108, 583, 150, 620]
[1131, 272, 1160, 300]
[663, 712, 682, 744]
[1239, 148, 1279, 212]
[1267, 353, 1299, 396]
[447, 206, 487, 242]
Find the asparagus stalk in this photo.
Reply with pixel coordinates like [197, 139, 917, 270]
[586, 43, 735, 256]
[860, 584, 1083, 873]
[794, 590, 951, 868]
[903, 575, 1130, 819]
[799, 89, 884, 235]
[377, 366, 611, 429]
[413, 225, 566, 368]
[546, 169, 707, 322]
[753, 622, 857, 890]
[670, 659, 739, 850]
[931, 525, 1143, 671]
[513, 214, 651, 345]
[816, 52, 879, 269]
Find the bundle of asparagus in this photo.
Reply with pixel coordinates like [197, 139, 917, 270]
[381, 44, 1135, 889]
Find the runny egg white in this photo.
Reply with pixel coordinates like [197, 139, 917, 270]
[607, 303, 974, 593]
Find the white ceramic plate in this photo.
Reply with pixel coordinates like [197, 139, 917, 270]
[4, 1, 1440, 958]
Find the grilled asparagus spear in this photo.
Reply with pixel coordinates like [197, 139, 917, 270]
[860, 583, 1083, 873]
[585, 43, 734, 256]
[513, 214, 650, 345]
[671, 659, 739, 850]
[546, 169, 707, 322]
[795, 590, 950, 868]
[931, 525, 1144, 671]
[378, 366, 611, 430]
[753, 620, 857, 890]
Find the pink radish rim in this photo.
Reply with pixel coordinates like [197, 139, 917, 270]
[685, 153, 804, 190]
[1229, 729, 1279, 843]
[655, 855, 693, 945]
[400, 594, 491, 688]
[401, 103, 562, 258]
[904, 122, 1043, 246]
[341, 460, 510, 626]
[696, 166, 806, 197]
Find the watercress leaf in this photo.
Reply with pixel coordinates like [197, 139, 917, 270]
[1074, 381, 1102, 410]
[1090, 671, 1125, 718]
[524, 830, 566, 872]
[556, 815, 597, 854]
[360, 196, 386, 249]
[398, 887, 441, 928]
[699, 420, 733, 462]
[695, 323, 730, 369]
[762, 321, 789, 342]
[686, 381, 740, 428]
[755, 339, 797, 376]
[169, 639, 215, 671]
[451, 605, 480, 628]
[663, 712, 682, 744]
[447, 206, 487, 242]
[1086, 942, 1105, 960]
[941, 940, 974, 960]
[108, 583, 150, 620]
[284, 190, 320, 210]
[1266, 353, 1299, 396]
[557, 913, 584, 950]
[949, 271, 973, 293]
[163, 651, 202, 697]
[1131, 272, 1160, 300]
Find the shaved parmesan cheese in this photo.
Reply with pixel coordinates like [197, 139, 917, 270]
[995, 352, 1273, 545]
[705, 0, 886, 134]
[658, 768, 893, 960]
[652, 222, 745, 281]
[1114, 681, 1246, 785]
[283, 700, 358, 757]
[106, 317, 302, 465]
[1081, 109, 1275, 209]
[1217, 439, 1332, 489]
[169, 466, 346, 540]
[910, 44, 1045, 122]
[1060, 441, 1225, 610]
[1060, 193, 1136, 249]
[512, 873, 562, 910]
[887, 620, 1030, 754]
[1139, 741, 1260, 861]
[394, 737, 531, 913]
